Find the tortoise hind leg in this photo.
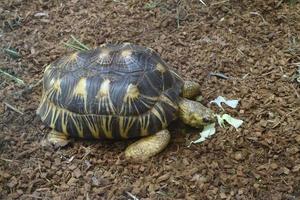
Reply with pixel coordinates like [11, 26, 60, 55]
[182, 81, 201, 99]
[48, 130, 70, 147]
[125, 129, 171, 161]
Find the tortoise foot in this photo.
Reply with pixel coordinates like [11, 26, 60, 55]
[48, 130, 69, 147]
[125, 129, 171, 161]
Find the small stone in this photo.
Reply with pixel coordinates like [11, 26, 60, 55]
[253, 173, 261, 179]
[68, 164, 77, 170]
[265, 137, 272, 144]
[8, 193, 19, 199]
[191, 174, 200, 182]
[157, 173, 171, 183]
[282, 167, 290, 175]
[268, 112, 275, 119]
[257, 164, 268, 170]
[73, 168, 81, 178]
[92, 186, 106, 195]
[254, 183, 259, 188]
[254, 132, 262, 137]
[238, 189, 244, 195]
[84, 183, 91, 191]
[247, 58, 254, 63]
[44, 160, 51, 168]
[260, 120, 268, 127]
[77, 196, 84, 200]
[286, 147, 299, 154]
[295, 135, 300, 144]
[234, 151, 243, 161]
[7, 176, 18, 188]
[56, 170, 62, 175]
[92, 176, 99, 186]
[292, 164, 300, 172]
[16, 189, 23, 195]
[139, 166, 145, 172]
[40, 173, 47, 178]
[211, 187, 218, 194]
[67, 177, 77, 186]
[2, 172, 10, 178]
[198, 176, 208, 183]
[186, 167, 198, 176]
[270, 163, 278, 170]
[248, 136, 258, 141]
[54, 158, 61, 165]
[61, 183, 69, 189]
[220, 192, 227, 199]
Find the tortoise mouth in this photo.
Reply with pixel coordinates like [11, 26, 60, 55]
[178, 98, 215, 128]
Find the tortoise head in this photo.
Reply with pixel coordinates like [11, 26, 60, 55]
[178, 98, 215, 128]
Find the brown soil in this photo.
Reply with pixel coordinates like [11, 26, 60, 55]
[1, 0, 300, 199]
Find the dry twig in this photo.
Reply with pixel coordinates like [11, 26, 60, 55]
[3, 102, 24, 115]
[126, 192, 139, 200]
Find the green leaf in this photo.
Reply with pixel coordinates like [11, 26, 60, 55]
[221, 114, 243, 129]
[190, 123, 216, 145]
[210, 96, 239, 110]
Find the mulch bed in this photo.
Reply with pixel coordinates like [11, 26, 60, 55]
[0, 0, 299, 199]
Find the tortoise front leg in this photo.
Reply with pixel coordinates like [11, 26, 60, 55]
[125, 129, 171, 161]
[182, 81, 201, 99]
[48, 130, 70, 147]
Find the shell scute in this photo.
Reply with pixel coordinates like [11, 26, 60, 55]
[37, 44, 183, 139]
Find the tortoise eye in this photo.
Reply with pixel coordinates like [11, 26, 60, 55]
[202, 117, 211, 123]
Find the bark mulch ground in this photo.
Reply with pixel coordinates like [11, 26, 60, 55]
[0, 0, 300, 199]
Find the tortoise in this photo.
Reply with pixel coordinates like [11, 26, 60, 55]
[37, 43, 215, 160]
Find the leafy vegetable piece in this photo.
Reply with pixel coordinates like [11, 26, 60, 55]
[216, 114, 225, 128]
[190, 123, 216, 145]
[221, 114, 243, 129]
[216, 114, 243, 129]
[210, 96, 239, 109]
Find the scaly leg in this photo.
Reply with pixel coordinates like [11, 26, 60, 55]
[48, 130, 70, 147]
[125, 129, 171, 161]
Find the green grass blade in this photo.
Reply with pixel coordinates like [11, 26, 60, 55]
[64, 35, 90, 51]
[3, 48, 21, 59]
[0, 69, 25, 85]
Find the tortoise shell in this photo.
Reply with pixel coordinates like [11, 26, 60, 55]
[37, 43, 184, 139]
